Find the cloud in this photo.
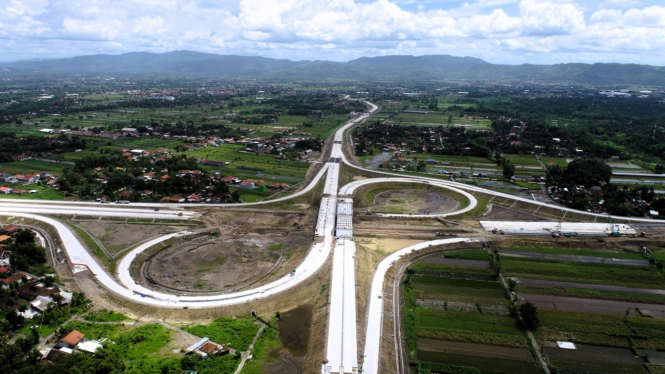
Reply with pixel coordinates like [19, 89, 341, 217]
[0, 0, 665, 66]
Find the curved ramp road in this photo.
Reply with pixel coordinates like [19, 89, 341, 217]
[0, 202, 198, 220]
[362, 238, 477, 374]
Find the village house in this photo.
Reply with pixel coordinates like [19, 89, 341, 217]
[56, 330, 85, 349]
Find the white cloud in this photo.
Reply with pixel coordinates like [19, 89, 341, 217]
[0, 0, 665, 65]
[519, 0, 585, 35]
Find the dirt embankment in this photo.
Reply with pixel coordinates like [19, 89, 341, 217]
[372, 190, 458, 214]
[145, 235, 310, 293]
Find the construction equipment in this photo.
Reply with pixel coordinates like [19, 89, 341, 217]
[608, 215, 622, 237]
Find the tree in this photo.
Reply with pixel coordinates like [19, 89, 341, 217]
[502, 161, 515, 179]
[519, 302, 539, 330]
[563, 159, 612, 188]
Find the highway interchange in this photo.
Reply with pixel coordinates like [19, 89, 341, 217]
[2, 100, 665, 374]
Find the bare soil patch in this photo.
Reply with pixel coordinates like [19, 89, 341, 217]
[77, 220, 177, 255]
[372, 189, 458, 214]
[483, 204, 552, 222]
[146, 235, 310, 292]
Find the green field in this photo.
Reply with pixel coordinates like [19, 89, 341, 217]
[502, 257, 665, 289]
[502, 246, 651, 260]
[516, 283, 665, 305]
[502, 154, 542, 167]
[0, 159, 67, 176]
[539, 156, 568, 167]
[536, 309, 665, 350]
[412, 277, 507, 305]
[184, 317, 261, 351]
[416, 309, 527, 347]
[0, 182, 65, 200]
[443, 249, 493, 261]
[418, 352, 540, 374]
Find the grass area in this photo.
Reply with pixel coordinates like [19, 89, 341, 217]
[443, 249, 492, 261]
[502, 246, 648, 260]
[59, 321, 228, 373]
[83, 309, 129, 322]
[66, 221, 108, 258]
[63, 320, 123, 340]
[0, 182, 65, 200]
[515, 284, 665, 305]
[413, 280, 508, 305]
[187, 144, 309, 185]
[418, 353, 540, 374]
[416, 309, 526, 347]
[536, 309, 665, 350]
[0, 159, 68, 176]
[502, 154, 542, 167]
[411, 263, 497, 277]
[539, 156, 568, 167]
[183, 317, 261, 351]
[549, 357, 647, 374]
[240, 322, 282, 374]
[502, 257, 665, 289]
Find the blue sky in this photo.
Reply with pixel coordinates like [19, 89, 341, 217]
[1, 0, 665, 65]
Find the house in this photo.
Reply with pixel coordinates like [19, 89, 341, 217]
[0, 187, 11, 194]
[57, 330, 84, 349]
[0, 272, 26, 289]
[0, 224, 17, 233]
[121, 128, 138, 133]
[185, 337, 228, 358]
[30, 295, 54, 312]
[0, 235, 11, 243]
[117, 190, 132, 199]
[238, 181, 255, 190]
[221, 176, 239, 184]
[16, 281, 60, 300]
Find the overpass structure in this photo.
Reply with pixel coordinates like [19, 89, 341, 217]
[3, 99, 665, 374]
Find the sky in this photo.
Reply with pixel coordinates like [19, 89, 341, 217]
[1, 0, 665, 65]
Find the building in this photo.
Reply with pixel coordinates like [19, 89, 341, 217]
[185, 337, 229, 358]
[57, 330, 84, 349]
[0, 224, 17, 234]
[77, 340, 103, 354]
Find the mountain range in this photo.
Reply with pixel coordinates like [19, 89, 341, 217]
[2, 50, 664, 86]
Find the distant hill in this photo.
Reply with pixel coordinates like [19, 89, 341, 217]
[2, 50, 664, 86]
